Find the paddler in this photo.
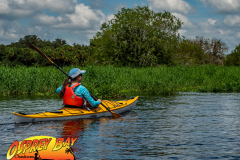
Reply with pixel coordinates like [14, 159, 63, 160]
[56, 68, 101, 108]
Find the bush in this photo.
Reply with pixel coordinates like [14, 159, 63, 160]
[224, 43, 240, 66]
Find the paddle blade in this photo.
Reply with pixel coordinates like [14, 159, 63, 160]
[111, 111, 122, 118]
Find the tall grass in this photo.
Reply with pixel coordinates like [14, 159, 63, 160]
[1, 65, 240, 98]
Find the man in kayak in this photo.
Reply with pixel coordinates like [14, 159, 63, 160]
[56, 68, 101, 108]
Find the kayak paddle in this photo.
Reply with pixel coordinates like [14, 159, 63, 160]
[90, 93, 122, 118]
[29, 43, 122, 118]
[29, 43, 70, 78]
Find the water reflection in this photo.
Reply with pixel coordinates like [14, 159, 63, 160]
[61, 119, 87, 139]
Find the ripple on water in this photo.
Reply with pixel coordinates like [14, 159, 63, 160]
[1, 93, 240, 159]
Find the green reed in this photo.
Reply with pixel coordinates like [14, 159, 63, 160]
[1, 65, 240, 98]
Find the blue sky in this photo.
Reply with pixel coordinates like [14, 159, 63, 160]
[0, 0, 240, 54]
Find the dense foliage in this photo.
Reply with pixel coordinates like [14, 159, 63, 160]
[0, 36, 92, 67]
[90, 6, 183, 66]
[224, 43, 240, 66]
[1, 65, 240, 97]
[8, 35, 67, 49]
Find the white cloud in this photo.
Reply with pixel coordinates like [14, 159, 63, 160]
[0, 0, 35, 19]
[66, 39, 72, 45]
[33, 14, 60, 26]
[224, 15, 240, 27]
[106, 14, 115, 22]
[178, 29, 187, 36]
[208, 19, 217, 25]
[200, 0, 240, 13]
[197, 20, 220, 35]
[0, 19, 55, 44]
[63, 3, 105, 29]
[0, 0, 77, 19]
[0, 20, 23, 42]
[148, 0, 196, 14]
[32, 3, 105, 30]
[218, 29, 234, 35]
[172, 13, 196, 28]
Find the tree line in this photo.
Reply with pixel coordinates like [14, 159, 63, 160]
[0, 6, 239, 67]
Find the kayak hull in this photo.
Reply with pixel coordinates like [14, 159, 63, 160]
[13, 96, 138, 123]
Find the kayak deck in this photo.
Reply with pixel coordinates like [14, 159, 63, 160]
[13, 96, 138, 123]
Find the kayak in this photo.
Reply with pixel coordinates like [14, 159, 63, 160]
[13, 96, 138, 123]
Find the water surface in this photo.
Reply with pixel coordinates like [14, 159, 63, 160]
[1, 93, 240, 159]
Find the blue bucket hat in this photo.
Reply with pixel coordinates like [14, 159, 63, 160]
[69, 68, 86, 79]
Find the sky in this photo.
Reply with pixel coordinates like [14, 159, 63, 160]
[0, 0, 240, 54]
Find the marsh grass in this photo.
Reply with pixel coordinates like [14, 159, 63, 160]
[1, 65, 240, 98]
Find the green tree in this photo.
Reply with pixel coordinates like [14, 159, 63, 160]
[8, 35, 43, 48]
[0, 44, 6, 61]
[90, 6, 183, 67]
[225, 43, 240, 66]
[7, 35, 67, 49]
[53, 38, 67, 49]
[172, 39, 204, 65]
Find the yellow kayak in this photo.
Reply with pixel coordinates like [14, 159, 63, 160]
[13, 96, 138, 123]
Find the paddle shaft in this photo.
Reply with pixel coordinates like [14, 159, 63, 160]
[90, 92, 121, 118]
[29, 43, 71, 79]
[29, 43, 121, 118]
[90, 93, 111, 112]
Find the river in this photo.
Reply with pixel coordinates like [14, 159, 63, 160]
[1, 92, 240, 159]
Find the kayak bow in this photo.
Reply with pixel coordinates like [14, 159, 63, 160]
[13, 96, 138, 123]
